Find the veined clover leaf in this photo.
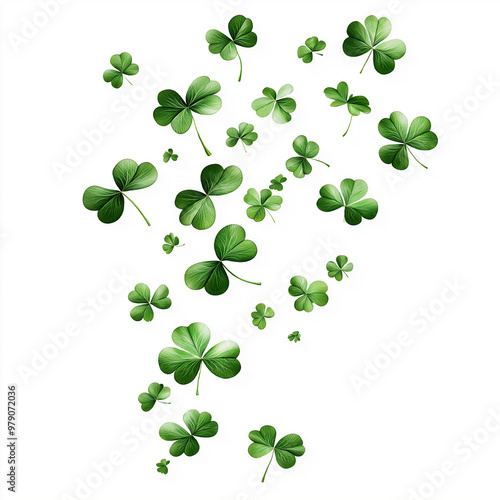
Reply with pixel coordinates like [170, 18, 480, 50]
[206, 15, 257, 82]
[288, 276, 328, 312]
[378, 112, 438, 169]
[226, 122, 258, 152]
[156, 459, 170, 475]
[297, 36, 326, 63]
[185, 224, 261, 296]
[317, 179, 378, 226]
[324, 82, 371, 136]
[82, 159, 157, 225]
[128, 283, 171, 322]
[327, 255, 353, 281]
[103, 52, 139, 88]
[286, 135, 330, 178]
[175, 164, 242, 230]
[159, 322, 241, 395]
[343, 15, 406, 74]
[163, 233, 184, 254]
[288, 331, 301, 343]
[251, 85, 296, 124]
[153, 76, 222, 156]
[163, 149, 178, 163]
[248, 425, 305, 483]
[244, 189, 282, 223]
[269, 174, 287, 191]
[251, 304, 275, 330]
[138, 383, 171, 412]
[159, 409, 218, 456]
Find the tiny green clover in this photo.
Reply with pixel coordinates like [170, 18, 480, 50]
[288, 331, 301, 343]
[163, 149, 178, 163]
[103, 52, 139, 88]
[244, 188, 283, 223]
[288, 276, 329, 312]
[156, 459, 170, 475]
[269, 174, 287, 191]
[128, 284, 171, 322]
[326, 255, 353, 281]
[163, 233, 184, 254]
[251, 85, 296, 124]
[226, 122, 258, 152]
[251, 304, 275, 330]
[297, 36, 326, 63]
[286, 135, 330, 178]
[378, 112, 438, 169]
[138, 383, 171, 412]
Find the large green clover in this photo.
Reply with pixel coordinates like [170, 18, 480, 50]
[286, 135, 330, 178]
[288, 276, 328, 312]
[244, 188, 282, 223]
[251, 85, 296, 124]
[103, 52, 139, 88]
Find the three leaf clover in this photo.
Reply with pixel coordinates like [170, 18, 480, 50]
[206, 15, 257, 82]
[82, 159, 157, 225]
[162, 233, 184, 254]
[103, 52, 139, 88]
[326, 255, 353, 281]
[138, 383, 171, 412]
[159, 322, 241, 395]
[248, 425, 305, 483]
[244, 189, 283, 223]
[185, 224, 261, 296]
[269, 174, 287, 191]
[343, 15, 406, 74]
[159, 409, 218, 457]
[251, 304, 275, 330]
[175, 164, 242, 230]
[288, 276, 329, 312]
[317, 179, 378, 226]
[378, 112, 438, 169]
[163, 149, 178, 163]
[297, 36, 326, 63]
[153, 76, 222, 156]
[324, 82, 371, 136]
[156, 459, 170, 475]
[226, 122, 258, 152]
[286, 135, 330, 178]
[288, 331, 301, 343]
[128, 283, 171, 322]
[251, 85, 296, 124]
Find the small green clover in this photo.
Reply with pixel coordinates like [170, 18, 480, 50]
[138, 383, 171, 412]
[288, 276, 328, 312]
[324, 82, 371, 136]
[286, 135, 330, 178]
[244, 188, 282, 223]
[163, 233, 184, 254]
[326, 256, 353, 281]
[128, 283, 171, 322]
[288, 331, 301, 343]
[269, 174, 287, 191]
[297, 36, 326, 63]
[103, 52, 139, 88]
[226, 122, 258, 152]
[163, 149, 178, 163]
[156, 459, 170, 475]
[251, 85, 296, 124]
[251, 304, 275, 330]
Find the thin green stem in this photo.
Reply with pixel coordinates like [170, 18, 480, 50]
[122, 193, 151, 226]
[222, 264, 261, 286]
[408, 147, 428, 169]
[266, 209, 276, 223]
[125, 76, 133, 85]
[261, 451, 275, 483]
[158, 401, 171, 404]
[343, 115, 353, 137]
[317, 53, 324, 56]
[242, 141, 247, 153]
[236, 51, 243, 82]
[196, 365, 202, 396]
[360, 49, 373, 74]
[192, 116, 212, 156]
[312, 158, 330, 168]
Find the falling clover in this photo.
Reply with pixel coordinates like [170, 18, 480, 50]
[160, 410, 218, 457]
[248, 425, 305, 483]
[156, 459, 170, 475]
[206, 15, 257, 82]
[326, 256, 353, 281]
[138, 383, 171, 412]
[269, 174, 287, 191]
[103, 52, 139, 88]
[175, 164, 242, 230]
[251, 304, 275, 330]
[343, 15, 406, 74]
[128, 283, 171, 322]
[185, 224, 260, 296]
[162, 233, 184, 254]
[288, 276, 328, 312]
[251, 85, 296, 124]
[297, 36, 326, 63]
[226, 122, 258, 152]
[159, 322, 241, 395]
[317, 179, 378, 226]
[324, 82, 371, 136]
[286, 135, 330, 178]
[378, 112, 438, 169]
[244, 189, 283, 223]
[153, 76, 222, 156]
[82, 159, 157, 225]
[288, 331, 301, 343]
[163, 149, 178, 163]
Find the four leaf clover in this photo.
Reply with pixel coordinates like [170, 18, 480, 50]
[138, 383, 171, 412]
[288, 276, 329, 312]
[251, 85, 296, 124]
[103, 52, 139, 88]
[156, 459, 170, 474]
[286, 135, 330, 178]
[297, 36, 326, 63]
[288, 331, 301, 343]
[251, 304, 275, 330]
[326, 255, 353, 281]
[269, 174, 287, 191]
[128, 283, 171, 322]
[163, 149, 178, 163]
[163, 233, 184, 254]
[244, 188, 283, 223]
[226, 122, 258, 152]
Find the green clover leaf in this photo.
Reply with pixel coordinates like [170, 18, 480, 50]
[128, 283, 171, 322]
[326, 255, 353, 281]
[153, 76, 222, 156]
[251, 303, 275, 330]
[159, 410, 218, 457]
[269, 174, 287, 191]
[288, 331, 301, 343]
[297, 36, 326, 63]
[185, 224, 261, 296]
[226, 122, 258, 152]
[286, 135, 330, 178]
[248, 425, 305, 483]
[162, 233, 184, 254]
[378, 112, 438, 170]
[244, 188, 283, 223]
[138, 383, 171, 412]
[103, 52, 139, 88]
[317, 179, 378, 226]
[83, 159, 157, 225]
[163, 149, 178, 163]
[156, 459, 170, 475]
[288, 276, 328, 312]
[251, 85, 296, 124]
[159, 322, 241, 395]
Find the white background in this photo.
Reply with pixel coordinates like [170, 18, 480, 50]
[1, 0, 500, 499]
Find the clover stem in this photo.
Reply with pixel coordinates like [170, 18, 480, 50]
[196, 365, 202, 396]
[261, 450, 275, 483]
[222, 264, 261, 286]
[408, 148, 429, 169]
[125, 76, 133, 85]
[317, 53, 324, 56]
[242, 141, 248, 153]
[236, 51, 243, 82]
[266, 209, 276, 223]
[343, 115, 353, 137]
[312, 158, 330, 168]
[192, 116, 212, 156]
[360, 49, 373, 74]
[121, 193, 151, 226]
[158, 401, 172, 404]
